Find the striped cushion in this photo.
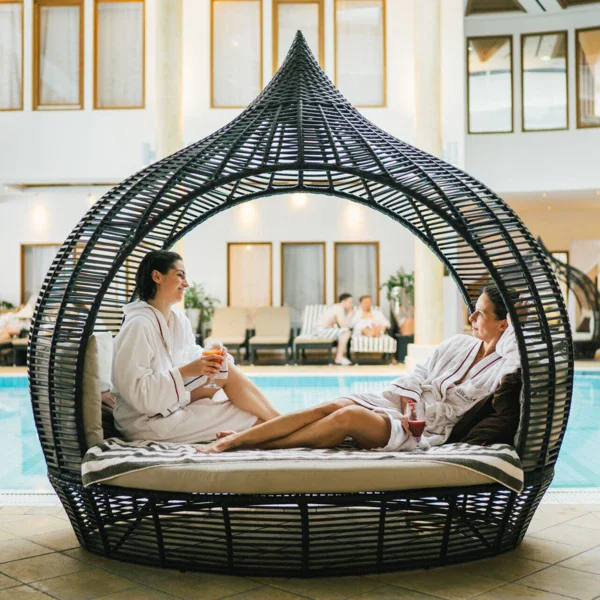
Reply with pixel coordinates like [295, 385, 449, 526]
[298, 305, 341, 340]
[351, 334, 397, 354]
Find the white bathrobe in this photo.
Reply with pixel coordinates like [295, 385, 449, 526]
[346, 327, 521, 452]
[112, 301, 256, 443]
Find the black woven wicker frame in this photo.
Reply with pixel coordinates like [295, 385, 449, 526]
[29, 34, 573, 576]
[539, 238, 600, 359]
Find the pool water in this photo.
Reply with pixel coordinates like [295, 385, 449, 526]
[0, 373, 598, 492]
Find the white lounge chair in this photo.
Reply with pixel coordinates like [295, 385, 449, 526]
[350, 305, 397, 363]
[205, 307, 248, 363]
[293, 304, 341, 364]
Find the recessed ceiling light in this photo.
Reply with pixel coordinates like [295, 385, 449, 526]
[540, 55, 551, 62]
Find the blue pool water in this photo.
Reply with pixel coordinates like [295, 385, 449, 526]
[0, 373, 599, 491]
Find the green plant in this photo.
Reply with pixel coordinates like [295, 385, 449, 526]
[0, 300, 15, 310]
[184, 283, 220, 323]
[380, 267, 414, 305]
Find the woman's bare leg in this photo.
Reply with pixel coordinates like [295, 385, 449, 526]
[257, 405, 391, 450]
[201, 398, 355, 453]
[222, 364, 281, 421]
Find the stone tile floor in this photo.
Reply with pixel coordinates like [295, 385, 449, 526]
[0, 504, 597, 599]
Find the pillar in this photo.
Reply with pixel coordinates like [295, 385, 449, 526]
[405, 0, 445, 370]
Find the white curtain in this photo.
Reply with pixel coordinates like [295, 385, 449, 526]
[39, 5, 80, 106]
[336, 243, 377, 303]
[97, 2, 143, 108]
[468, 37, 512, 133]
[24, 245, 60, 302]
[522, 33, 567, 131]
[282, 244, 324, 328]
[336, 0, 384, 106]
[0, 3, 22, 109]
[229, 244, 271, 307]
[277, 3, 319, 70]
[213, 0, 261, 107]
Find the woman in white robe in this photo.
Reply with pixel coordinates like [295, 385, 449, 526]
[112, 250, 280, 443]
[202, 284, 521, 453]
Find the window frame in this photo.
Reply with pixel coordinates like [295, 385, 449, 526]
[334, 0, 387, 108]
[93, 0, 145, 110]
[575, 26, 600, 129]
[466, 34, 514, 135]
[33, 0, 84, 110]
[273, 0, 324, 75]
[20, 242, 61, 304]
[227, 242, 273, 306]
[0, 0, 24, 111]
[280, 241, 326, 306]
[333, 241, 380, 305]
[520, 30, 569, 133]
[210, 0, 263, 109]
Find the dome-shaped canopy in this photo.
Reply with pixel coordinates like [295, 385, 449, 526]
[30, 32, 572, 481]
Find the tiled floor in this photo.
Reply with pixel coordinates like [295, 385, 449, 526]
[0, 504, 598, 599]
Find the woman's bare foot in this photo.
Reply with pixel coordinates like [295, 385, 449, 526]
[202, 433, 244, 453]
[216, 430, 237, 439]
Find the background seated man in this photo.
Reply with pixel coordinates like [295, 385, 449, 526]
[315, 293, 354, 366]
[351, 295, 390, 338]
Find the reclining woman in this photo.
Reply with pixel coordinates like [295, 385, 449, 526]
[111, 250, 280, 443]
[203, 284, 521, 453]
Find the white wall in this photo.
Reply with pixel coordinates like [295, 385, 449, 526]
[464, 6, 600, 193]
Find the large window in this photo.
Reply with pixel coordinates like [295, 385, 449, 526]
[211, 0, 262, 108]
[21, 244, 61, 304]
[273, 0, 323, 73]
[228, 242, 272, 306]
[33, 0, 84, 110]
[335, 0, 386, 107]
[281, 242, 325, 328]
[467, 35, 513, 133]
[95, 0, 144, 109]
[0, 0, 22, 110]
[576, 27, 600, 128]
[521, 31, 568, 131]
[334, 242, 379, 305]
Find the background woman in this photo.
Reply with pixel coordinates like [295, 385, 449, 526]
[112, 250, 280, 443]
[203, 284, 521, 453]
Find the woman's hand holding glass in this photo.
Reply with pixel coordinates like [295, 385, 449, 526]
[179, 349, 224, 381]
[401, 400, 426, 449]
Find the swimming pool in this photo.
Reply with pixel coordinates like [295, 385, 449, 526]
[0, 373, 598, 492]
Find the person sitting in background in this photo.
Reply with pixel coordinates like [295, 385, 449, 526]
[315, 293, 354, 366]
[0, 303, 33, 344]
[351, 295, 390, 338]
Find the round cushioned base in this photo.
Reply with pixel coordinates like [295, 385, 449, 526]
[52, 470, 551, 577]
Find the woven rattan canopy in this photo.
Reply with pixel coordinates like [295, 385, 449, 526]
[28, 32, 574, 576]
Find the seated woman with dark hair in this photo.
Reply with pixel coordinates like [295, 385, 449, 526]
[111, 250, 281, 443]
[203, 284, 521, 453]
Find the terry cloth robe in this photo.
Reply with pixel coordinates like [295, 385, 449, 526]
[112, 301, 256, 443]
[345, 326, 521, 452]
[351, 307, 391, 336]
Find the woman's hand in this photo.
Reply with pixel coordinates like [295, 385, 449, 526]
[179, 354, 224, 379]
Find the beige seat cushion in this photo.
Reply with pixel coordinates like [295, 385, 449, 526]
[211, 307, 248, 340]
[254, 307, 291, 337]
[249, 335, 290, 345]
[205, 336, 246, 346]
[103, 459, 494, 494]
[82, 332, 114, 448]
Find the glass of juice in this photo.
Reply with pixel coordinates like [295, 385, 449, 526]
[405, 400, 426, 447]
[203, 340, 225, 389]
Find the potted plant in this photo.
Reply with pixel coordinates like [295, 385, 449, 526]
[184, 283, 220, 340]
[380, 267, 415, 335]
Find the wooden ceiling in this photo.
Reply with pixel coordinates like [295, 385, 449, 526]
[465, 0, 600, 15]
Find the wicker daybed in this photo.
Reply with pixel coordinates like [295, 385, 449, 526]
[28, 33, 573, 577]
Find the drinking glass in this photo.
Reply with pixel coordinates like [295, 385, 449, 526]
[203, 340, 225, 389]
[405, 400, 426, 447]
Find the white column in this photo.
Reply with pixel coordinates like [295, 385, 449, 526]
[405, 0, 444, 370]
[155, 0, 184, 304]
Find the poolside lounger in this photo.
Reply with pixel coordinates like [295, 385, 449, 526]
[248, 306, 292, 364]
[205, 307, 248, 363]
[293, 304, 340, 364]
[350, 305, 397, 363]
